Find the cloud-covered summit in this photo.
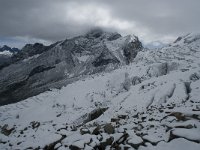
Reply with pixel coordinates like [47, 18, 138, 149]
[0, 0, 200, 48]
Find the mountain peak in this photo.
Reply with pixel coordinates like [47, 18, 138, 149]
[0, 45, 12, 52]
[0, 32, 143, 105]
[85, 28, 122, 41]
[0, 45, 19, 53]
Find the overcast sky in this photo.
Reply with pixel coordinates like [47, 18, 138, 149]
[0, 0, 200, 48]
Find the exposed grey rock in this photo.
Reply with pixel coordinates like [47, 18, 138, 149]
[147, 63, 168, 77]
[69, 145, 81, 150]
[104, 123, 115, 134]
[122, 72, 132, 91]
[0, 45, 19, 53]
[0, 45, 19, 69]
[132, 76, 141, 85]
[0, 55, 12, 70]
[1, 124, 15, 136]
[92, 125, 101, 135]
[95, 136, 114, 149]
[190, 73, 200, 81]
[80, 128, 90, 135]
[86, 108, 108, 123]
[11, 42, 57, 62]
[107, 33, 122, 41]
[123, 35, 143, 64]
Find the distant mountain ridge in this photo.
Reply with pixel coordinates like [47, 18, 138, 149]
[0, 45, 19, 54]
[0, 45, 20, 70]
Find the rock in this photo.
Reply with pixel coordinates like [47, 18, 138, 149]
[30, 121, 40, 129]
[123, 35, 143, 64]
[107, 33, 122, 41]
[132, 76, 141, 85]
[80, 128, 90, 135]
[190, 73, 200, 81]
[111, 118, 120, 122]
[104, 123, 115, 134]
[92, 49, 120, 67]
[44, 135, 66, 150]
[147, 63, 168, 77]
[86, 108, 108, 123]
[69, 145, 81, 150]
[126, 131, 143, 149]
[169, 128, 200, 143]
[123, 72, 132, 91]
[1, 124, 15, 136]
[118, 115, 128, 120]
[70, 125, 77, 131]
[169, 112, 186, 121]
[116, 133, 129, 144]
[95, 137, 114, 149]
[12, 43, 49, 62]
[0, 45, 19, 53]
[185, 124, 194, 129]
[110, 133, 129, 149]
[92, 125, 101, 135]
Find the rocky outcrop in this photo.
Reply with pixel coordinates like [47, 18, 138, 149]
[0, 45, 19, 69]
[123, 36, 143, 64]
[0, 30, 143, 105]
[11, 42, 58, 62]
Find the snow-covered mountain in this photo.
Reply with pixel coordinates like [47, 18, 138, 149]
[0, 29, 142, 106]
[0, 45, 19, 70]
[0, 33, 200, 150]
[0, 45, 19, 54]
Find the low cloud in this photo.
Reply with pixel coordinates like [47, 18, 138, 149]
[0, 0, 200, 48]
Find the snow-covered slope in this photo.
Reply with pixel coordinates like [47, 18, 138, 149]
[0, 33, 200, 150]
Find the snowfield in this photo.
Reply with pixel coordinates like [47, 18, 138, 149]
[0, 33, 200, 149]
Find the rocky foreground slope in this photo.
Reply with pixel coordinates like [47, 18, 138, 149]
[0, 33, 200, 150]
[0, 29, 142, 106]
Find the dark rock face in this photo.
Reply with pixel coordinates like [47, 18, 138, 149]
[0, 55, 12, 70]
[11, 43, 54, 62]
[0, 45, 19, 53]
[123, 36, 143, 64]
[0, 45, 20, 69]
[92, 49, 120, 67]
[28, 65, 56, 78]
[104, 123, 115, 134]
[0, 31, 143, 106]
[107, 33, 121, 41]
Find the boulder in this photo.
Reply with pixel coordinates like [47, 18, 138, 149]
[104, 123, 115, 134]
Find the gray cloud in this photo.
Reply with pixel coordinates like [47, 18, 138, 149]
[0, 0, 200, 47]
